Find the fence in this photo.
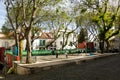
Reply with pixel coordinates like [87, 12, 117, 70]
[5, 48, 96, 56]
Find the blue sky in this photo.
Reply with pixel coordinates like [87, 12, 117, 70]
[0, 2, 6, 29]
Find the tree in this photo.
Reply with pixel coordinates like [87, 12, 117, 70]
[75, 11, 99, 42]
[39, 7, 78, 49]
[31, 26, 42, 47]
[4, 0, 38, 63]
[5, 0, 61, 63]
[1, 26, 10, 36]
[78, 28, 88, 43]
[36, 9, 64, 48]
[80, 0, 120, 53]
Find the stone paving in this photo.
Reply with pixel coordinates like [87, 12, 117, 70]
[19, 53, 99, 67]
[21, 53, 99, 64]
[24, 53, 87, 62]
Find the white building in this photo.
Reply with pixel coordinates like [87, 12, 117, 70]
[55, 29, 77, 50]
[0, 32, 15, 49]
[32, 29, 77, 50]
[32, 32, 53, 50]
[0, 30, 77, 50]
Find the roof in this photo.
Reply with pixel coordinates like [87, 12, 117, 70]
[40, 32, 53, 39]
[0, 31, 53, 39]
[8, 31, 14, 37]
[0, 32, 14, 39]
[0, 32, 6, 39]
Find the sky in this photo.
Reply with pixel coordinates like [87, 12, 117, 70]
[0, 1, 6, 29]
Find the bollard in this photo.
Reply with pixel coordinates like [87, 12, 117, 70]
[56, 53, 58, 58]
[65, 52, 68, 58]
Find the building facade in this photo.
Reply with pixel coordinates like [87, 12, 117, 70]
[0, 32, 15, 49]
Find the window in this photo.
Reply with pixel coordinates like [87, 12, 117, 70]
[5, 42, 9, 48]
[60, 41, 63, 45]
[39, 40, 45, 46]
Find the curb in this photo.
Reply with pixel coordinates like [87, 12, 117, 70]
[15, 53, 118, 75]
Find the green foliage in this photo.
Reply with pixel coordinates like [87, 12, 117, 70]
[31, 27, 41, 35]
[106, 29, 119, 40]
[78, 28, 87, 43]
[81, 8, 87, 13]
[75, 14, 87, 27]
[1, 26, 10, 34]
[87, 1, 119, 42]
[92, 14, 100, 23]
[77, 0, 120, 52]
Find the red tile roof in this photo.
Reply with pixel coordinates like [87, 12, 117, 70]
[0, 32, 14, 39]
[40, 32, 53, 39]
[0, 31, 53, 39]
[0, 32, 7, 39]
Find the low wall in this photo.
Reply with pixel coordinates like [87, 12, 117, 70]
[14, 53, 118, 75]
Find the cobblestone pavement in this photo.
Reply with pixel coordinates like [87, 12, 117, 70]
[2, 54, 120, 80]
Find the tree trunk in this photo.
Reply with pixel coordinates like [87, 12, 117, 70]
[62, 33, 65, 50]
[119, 37, 120, 54]
[26, 31, 32, 63]
[99, 40, 104, 54]
[106, 41, 110, 53]
[14, 32, 18, 47]
[19, 40, 23, 63]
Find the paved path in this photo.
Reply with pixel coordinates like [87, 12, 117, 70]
[2, 54, 120, 80]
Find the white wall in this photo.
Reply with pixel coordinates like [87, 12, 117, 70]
[55, 32, 76, 49]
[0, 39, 15, 48]
[32, 39, 53, 50]
[32, 39, 40, 50]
